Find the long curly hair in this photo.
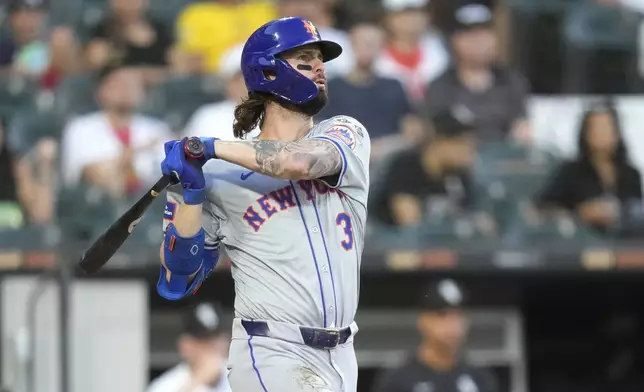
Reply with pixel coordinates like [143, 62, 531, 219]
[232, 92, 267, 139]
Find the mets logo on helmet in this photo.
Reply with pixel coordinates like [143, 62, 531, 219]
[326, 125, 357, 151]
[303, 20, 320, 39]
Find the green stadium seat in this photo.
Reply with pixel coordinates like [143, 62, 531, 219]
[54, 74, 100, 117]
[6, 110, 66, 156]
[0, 226, 61, 251]
[0, 75, 38, 120]
[474, 142, 559, 231]
[509, 0, 578, 13]
[57, 185, 119, 243]
[561, 3, 640, 93]
[143, 76, 225, 131]
[76, 0, 109, 41]
[502, 209, 602, 247]
[365, 223, 423, 252]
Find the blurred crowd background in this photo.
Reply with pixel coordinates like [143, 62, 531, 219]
[1, 0, 644, 391]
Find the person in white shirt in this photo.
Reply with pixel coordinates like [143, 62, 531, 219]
[60, 65, 172, 198]
[183, 44, 259, 140]
[147, 302, 232, 392]
[375, 0, 450, 103]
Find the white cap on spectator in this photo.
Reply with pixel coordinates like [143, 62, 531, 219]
[219, 43, 244, 80]
[382, 0, 428, 12]
[455, 3, 492, 26]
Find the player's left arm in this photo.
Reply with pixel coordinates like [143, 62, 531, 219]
[213, 138, 343, 180]
[213, 117, 369, 187]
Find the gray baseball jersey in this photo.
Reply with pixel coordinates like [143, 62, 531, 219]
[162, 115, 370, 329]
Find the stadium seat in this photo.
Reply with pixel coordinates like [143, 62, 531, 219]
[562, 3, 640, 93]
[502, 207, 602, 247]
[6, 110, 66, 156]
[57, 185, 119, 243]
[474, 142, 559, 231]
[143, 76, 225, 132]
[364, 223, 423, 252]
[75, 0, 109, 41]
[0, 75, 39, 121]
[0, 225, 61, 251]
[54, 74, 100, 117]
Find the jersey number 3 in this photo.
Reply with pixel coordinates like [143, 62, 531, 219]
[336, 213, 354, 251]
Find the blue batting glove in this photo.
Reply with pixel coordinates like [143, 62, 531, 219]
[161, 138, 206, 204]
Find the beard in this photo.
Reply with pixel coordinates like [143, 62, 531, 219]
[272, 86, 328, 118]
[297, 87, 328, 117]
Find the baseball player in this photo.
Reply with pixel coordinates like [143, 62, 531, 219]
[158, 16, 370, 392]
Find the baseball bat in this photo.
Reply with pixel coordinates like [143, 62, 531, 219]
[76, 138, 205, 275]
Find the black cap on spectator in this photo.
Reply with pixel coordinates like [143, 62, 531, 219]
[447, 3, 493, 34]
[420, 279, 467, 311]
[182, 302, 227, 339]
[8, 0, 47, 12]
[431, 106, 475, 138]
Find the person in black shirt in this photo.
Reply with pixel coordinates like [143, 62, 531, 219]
[372, 279, 499, 392]
[534, 101, 642, 234]
[85, 0, 173, 74]
[372, 109, 493, 233]
[425, 3, 531, 143]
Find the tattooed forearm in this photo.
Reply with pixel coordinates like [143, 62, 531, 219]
[251, 139, 342, 180]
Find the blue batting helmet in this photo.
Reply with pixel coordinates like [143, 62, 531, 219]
[241, 17, 343, 105]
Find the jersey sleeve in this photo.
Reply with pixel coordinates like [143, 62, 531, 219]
[162, 184, 223, 250]
[311, 115, 371, 203]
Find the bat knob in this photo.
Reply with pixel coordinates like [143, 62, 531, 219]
[184, 137, 205, 159]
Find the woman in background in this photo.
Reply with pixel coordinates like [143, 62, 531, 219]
[535, 102, 642, 233]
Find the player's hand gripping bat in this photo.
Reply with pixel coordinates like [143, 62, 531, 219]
[77, 137, 205, 274]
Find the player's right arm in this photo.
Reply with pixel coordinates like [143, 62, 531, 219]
[157, 139, 220, 300]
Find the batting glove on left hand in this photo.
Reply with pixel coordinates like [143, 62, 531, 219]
[161, 138, 206, 204]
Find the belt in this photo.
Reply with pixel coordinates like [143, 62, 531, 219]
[241, 320, 353, 349]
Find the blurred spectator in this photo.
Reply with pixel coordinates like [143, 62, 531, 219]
[425, 3, 531, 143]
[0, 117, 56, 227]
[375, 0, 450, 103]
[319, 0, 354, 31]
[41, 26, 80, 90]
[146, 302, 231, 392]
[85, 0, 173, 84]
[372, 110, 493, 233]
[0, 0, 78, 85]
[535, 102, 642, 234]
[175, 0, 276, 75]
[317, 22, 422, 162]
[0, 0, 48, 75]
[277, 0, 353, 78]
[183, 44, 258, 140]
[372, 279, 499, 392]
[61, 66, 172, 198]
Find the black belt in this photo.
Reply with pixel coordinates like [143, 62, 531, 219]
[241, 320, 352, 349]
